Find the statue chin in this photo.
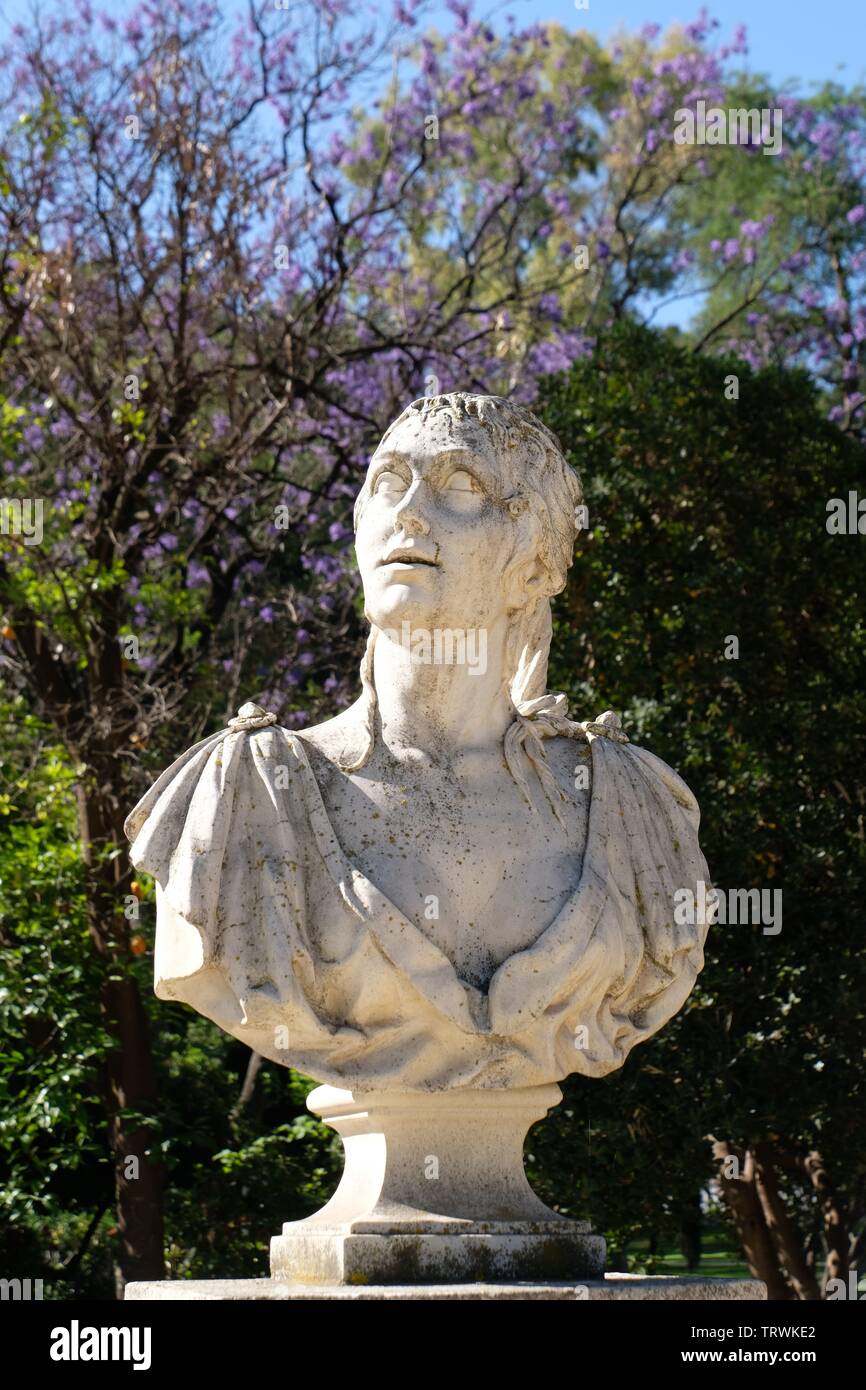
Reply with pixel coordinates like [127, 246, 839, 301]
[364, 590, 438, 629]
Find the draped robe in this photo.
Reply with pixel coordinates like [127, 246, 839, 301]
[125, 711, 711, 1090]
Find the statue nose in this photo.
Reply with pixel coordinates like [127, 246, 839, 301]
[393, 483, 431, 536]
[399, 512, 430, 537]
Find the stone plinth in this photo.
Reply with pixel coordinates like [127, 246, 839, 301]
[123, 1084, 768, 1302]
[268, 1083, 605, 1285]
[126, 1276, 766, 1301]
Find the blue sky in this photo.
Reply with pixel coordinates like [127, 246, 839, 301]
[470, 0, 865, 91]
[0, 0, 863, 92]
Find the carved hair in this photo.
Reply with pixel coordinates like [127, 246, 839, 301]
[344, 393, 587, 821]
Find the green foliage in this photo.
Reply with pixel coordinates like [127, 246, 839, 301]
[532, 320, 866, 1263]
[152, 1011, 341, 1284]
[0, 699, 339, 1295]
[0, 699, 112, 1291]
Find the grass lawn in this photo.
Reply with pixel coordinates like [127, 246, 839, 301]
[621, 1219, 751, 1279]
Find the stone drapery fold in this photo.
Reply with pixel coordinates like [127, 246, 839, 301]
[124, 707, 711, 1090]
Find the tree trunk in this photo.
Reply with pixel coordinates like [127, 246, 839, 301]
[754, 1144, 820, 1300]
[804, 1151, 850, 1292]
[79, 777, 164, 1294]
[679, 1193, 702, 1271]
[707, 1138, 791, 1299]
[231, 1049, 264, 1118]
[103, 974, 165, 1292]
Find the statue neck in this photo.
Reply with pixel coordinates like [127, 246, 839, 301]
[370, 617, 514, 760]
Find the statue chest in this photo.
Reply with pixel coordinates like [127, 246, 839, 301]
[309, 741, 590, 989]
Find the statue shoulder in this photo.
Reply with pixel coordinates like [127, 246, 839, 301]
[123, 702, 309, 864]
[577, 709, 630, 744]
[577, 709, 699, 818]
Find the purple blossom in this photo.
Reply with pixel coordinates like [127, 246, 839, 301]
[538, 292, 562, 321]
[302, 553, 344, 583]
[671, 249, 695, 273]
[740, 219, 767, 241]
[187, 560, 210, 587]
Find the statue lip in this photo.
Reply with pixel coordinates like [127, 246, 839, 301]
[379, 544, 439, 567]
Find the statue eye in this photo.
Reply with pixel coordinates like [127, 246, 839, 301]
[373, 469, 407, 497]
[444, 469, 480, 495]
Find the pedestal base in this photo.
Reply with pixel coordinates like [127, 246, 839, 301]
[271, 1221, 604, 1285]
[126, 1276, 766, 1301]
[130, 1083, 766, 1300]
[269, 1083, 604, 1284]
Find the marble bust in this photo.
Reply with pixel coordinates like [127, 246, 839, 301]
[125, 392, 711, 1096]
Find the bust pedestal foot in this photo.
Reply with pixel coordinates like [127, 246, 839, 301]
[269, 1083, 605, 1285]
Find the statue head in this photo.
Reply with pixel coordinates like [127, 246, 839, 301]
[346, 394, 585, 812]
[355, 392, 582, 692]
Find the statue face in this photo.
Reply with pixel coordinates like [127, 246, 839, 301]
[355, 410, 529, 631]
